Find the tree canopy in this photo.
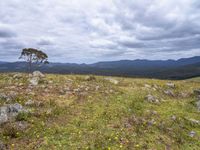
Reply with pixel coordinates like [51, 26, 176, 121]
[19, 48, 49, 71]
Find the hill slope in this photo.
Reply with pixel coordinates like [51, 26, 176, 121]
[0, 56, 200, 79]
[0, 73, 200, 149]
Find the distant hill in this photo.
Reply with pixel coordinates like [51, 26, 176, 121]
[0, 56, 200, 79]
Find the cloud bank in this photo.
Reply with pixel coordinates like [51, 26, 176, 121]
[0, 0, 200, 63]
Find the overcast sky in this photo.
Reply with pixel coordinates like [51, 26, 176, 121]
[0, 0, 200, 63]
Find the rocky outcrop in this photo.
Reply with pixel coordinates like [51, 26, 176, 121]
[0, 103, 26, 125]
[29, 71, 45, 86]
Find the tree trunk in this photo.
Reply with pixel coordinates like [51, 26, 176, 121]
[29, 55, 32, 73]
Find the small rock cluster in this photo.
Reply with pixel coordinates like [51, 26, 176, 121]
[29, 71, 45, 86]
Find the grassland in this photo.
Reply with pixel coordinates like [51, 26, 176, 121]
[0, 73, 200, 150]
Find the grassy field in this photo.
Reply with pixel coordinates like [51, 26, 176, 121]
[0, 73, 200, 150]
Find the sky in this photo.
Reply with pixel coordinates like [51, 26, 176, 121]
[0, 0, 200, 63]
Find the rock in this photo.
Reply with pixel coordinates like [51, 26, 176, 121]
[105, 77, 119, 85]
[0, 140, 6, 150]
[0, 107, 8, 124]
[164, 90, 175, 97]
[85, 76, 96, 81]
[48, 80, 53, 84]
[25, 99, 35, 106]
[95, 86, 100, 91]
[0, 93, 8, 101]
[193, 89, 200, 95]
[171, 115, 176, 121]
[188, 118, 200, 125]
[145, 94, 159, 103]
[148, 119, 156, 126]
[144, 84, 151, 88]
[196, 100, 200, 111]
[0, 103, 25, 124]
[32, 71, 45, 78]
[29, 71, 45, 86]
[189, 131, 196, 137]
[13, 73, 23, 79]
[29, 77, 40, 86]
[179, 92, 189, 98]
[7, 103, 23, 115]
[14, 121, 29, 131]
[166, 82, 175, 88]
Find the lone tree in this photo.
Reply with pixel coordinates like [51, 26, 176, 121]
[19, 48, 49, 72]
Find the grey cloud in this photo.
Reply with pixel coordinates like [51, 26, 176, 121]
[0, 0, 200, 63]
[37, 39, 54, 46]
[0, 28, 16, 38]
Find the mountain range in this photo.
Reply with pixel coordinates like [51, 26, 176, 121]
[0, 56, 200, 79]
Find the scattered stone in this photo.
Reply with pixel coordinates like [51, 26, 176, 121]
[164, 90, 175, 97]
[48, 80, 53, 84]
[147, 110, 157, 115]
[25, 99, 35, 106]
[29, 77, 40, 86]
[0, 107, 8, 124]
[171, 115, 176, 121]
[179, 92, 189, 98]
[189, 131, 196, 137]
[145, 94, 159, 103]
[193, 89, 200, 95]
[29, 71, 45, 86]
[197, 100, 200, 111]
[105, 77, 119, 85]
[144, 84, 151, 88]
[14, 121, 29, 131]
[95, 86, 100, 91]
[0, 93, 8, 101]
[85, 76, 96, 81]
[32, 71, 45, 78]
[166, 82, 175, 88]
[188, 118, 200, 125]
[147, 119, 156, 126]
[13, 73, 23, 79]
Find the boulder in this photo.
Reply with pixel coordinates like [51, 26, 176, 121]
[0, 103, 25, 125]
[105, 77, 119, 85]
